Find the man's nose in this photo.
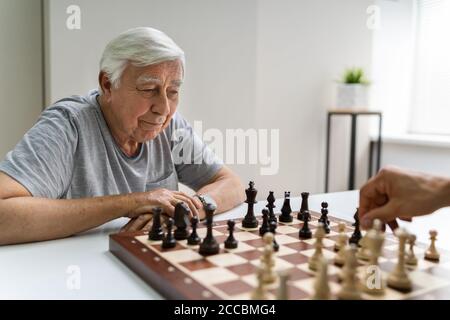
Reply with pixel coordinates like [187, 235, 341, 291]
[151, 92, 171, 116]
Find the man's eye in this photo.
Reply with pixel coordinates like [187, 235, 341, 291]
[168, 91, 179, 98]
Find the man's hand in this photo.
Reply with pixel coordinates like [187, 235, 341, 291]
[121, 188, 203, 232]
[359, 166, 450, 229]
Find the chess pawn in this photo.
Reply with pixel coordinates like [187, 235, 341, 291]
[251, 266, 268, 300]
[187, 216, 201, 245]
[425, 230, 440, 262]
[363, 219, 385, 295]
[334, 222, 347, 252]
[161, 217, 177, 249]
[276, 270, 290, 300]
[299, 210, 312, 239]
[312, 257, 331, 300]
[337, 245, 362, 300]
[356, 232, 370, 261]
[261, 245, 277, 284]
[309, 223, 326, 271]
[405, 234, 418, 267]
[387, 228, 412, 292]
[224, 220, 238, 249]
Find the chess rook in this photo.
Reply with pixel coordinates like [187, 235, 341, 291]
[279, 191, 293, 223]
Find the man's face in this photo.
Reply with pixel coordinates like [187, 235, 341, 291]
[107, 60, 183, 142]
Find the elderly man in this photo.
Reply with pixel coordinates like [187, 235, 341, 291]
[0, 27, 245, 245]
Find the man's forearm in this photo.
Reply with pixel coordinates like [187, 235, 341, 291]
[0, 194, 139, 245]
[197, 171, 245, 214]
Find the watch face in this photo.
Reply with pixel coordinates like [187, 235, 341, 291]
[200, 195, 217, 210]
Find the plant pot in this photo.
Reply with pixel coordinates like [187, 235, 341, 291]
[336, 83, 370, 110]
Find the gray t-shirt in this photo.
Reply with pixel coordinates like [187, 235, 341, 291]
[0, 90, 223, 199]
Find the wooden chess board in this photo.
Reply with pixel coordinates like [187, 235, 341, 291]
[109, 210, 450, 300]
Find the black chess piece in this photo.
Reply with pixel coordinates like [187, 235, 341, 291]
[259, 209, 271, 236]
[187, 216, 201, 245]
[266, 191, 277, 226]
[174, 202, 190, 240]
[224, 220, 238, 249]
[242, 181, 258, 228]
[148, 207, 164, 241]
[199, 203, 220, 255]
[319, 202, 330, 234]
[269, 219, 279, 252]
[299, 210, 312, 239]
[162, 217, 177, 249]
[349, 209, 362, 246]
[279, 191, 293, 223]
[298, 192, 310, 221]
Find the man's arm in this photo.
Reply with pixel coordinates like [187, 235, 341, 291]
[0, 173, 202, 245]
[359, 166, 450, 229]
[195, 166, 245, 218]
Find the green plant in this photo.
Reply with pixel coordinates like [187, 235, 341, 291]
[341, 67, 369, 85]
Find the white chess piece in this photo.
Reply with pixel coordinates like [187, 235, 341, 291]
[387, 228, 412, 291]
[312, 257, 331, 300]
[337, 245, 361, 300]
[425, 230, 440, 262]
[309, 223, 326, 271]
[405, 234, 418, 266]
[363, 219, 385, 295]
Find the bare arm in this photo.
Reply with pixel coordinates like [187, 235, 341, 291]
[0, 172, 203, 245]
[359, 166, 450, 229]
[196, 166, 245, 216]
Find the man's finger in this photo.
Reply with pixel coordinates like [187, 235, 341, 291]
[174, 195, 199, 217]
[174, 191, 203, 209]
[360, 203, 397, 229]
[142, 217, 154, 231]
[122, 214, 152, 232]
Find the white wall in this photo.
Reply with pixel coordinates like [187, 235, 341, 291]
[0, 0, 43, 158]
[45, 0, 374, 199]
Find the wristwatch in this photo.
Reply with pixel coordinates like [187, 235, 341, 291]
[195, 194, 217, 210]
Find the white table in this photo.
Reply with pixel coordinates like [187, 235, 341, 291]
[1, 190, 449, 299]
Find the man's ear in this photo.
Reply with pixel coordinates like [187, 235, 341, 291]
[99, 71, 113, 98]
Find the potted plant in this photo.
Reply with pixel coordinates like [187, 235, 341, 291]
[336, 67, 370, 110]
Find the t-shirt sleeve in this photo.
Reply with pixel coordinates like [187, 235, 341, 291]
[0, 106, 78, 198]
[170, 112, 223, 191]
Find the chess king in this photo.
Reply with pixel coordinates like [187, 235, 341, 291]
[0, 27, 245, 246]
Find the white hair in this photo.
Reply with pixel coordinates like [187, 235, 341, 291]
[98, 27, 185, 94]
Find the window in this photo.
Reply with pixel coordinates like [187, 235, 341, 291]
[410, 0, 450, 135]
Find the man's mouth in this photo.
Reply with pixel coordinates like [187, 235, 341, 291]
[139, 120, 163, 130]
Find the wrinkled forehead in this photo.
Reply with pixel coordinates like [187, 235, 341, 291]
[131, 60, 183, 86]
[136, 74, 183, 87]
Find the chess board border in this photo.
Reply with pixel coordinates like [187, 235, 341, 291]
[110, 230, 223, 299]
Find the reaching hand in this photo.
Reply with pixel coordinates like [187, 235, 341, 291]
[359, 166, 450, 229]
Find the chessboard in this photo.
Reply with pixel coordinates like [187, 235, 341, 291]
[109, 206, 450, 300]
